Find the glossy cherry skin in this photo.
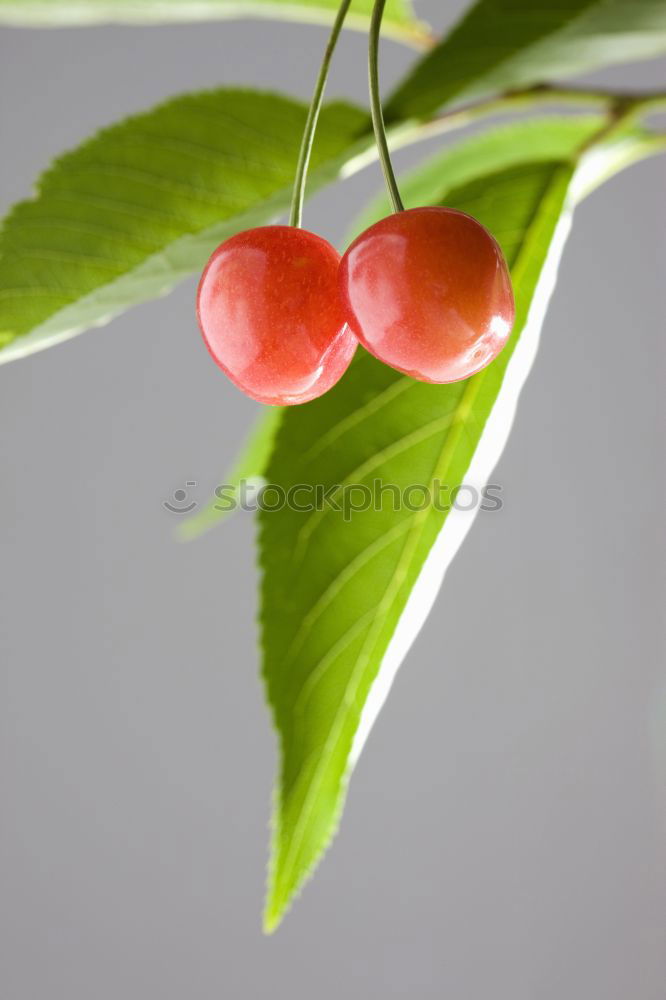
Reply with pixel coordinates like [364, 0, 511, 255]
[339, 207, 514, 384]
[197, 226, 356, 405]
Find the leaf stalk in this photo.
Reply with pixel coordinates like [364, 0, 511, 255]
[425, 84, 666, 135]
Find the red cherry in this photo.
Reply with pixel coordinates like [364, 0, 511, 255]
[339, 207, 514, 384]
[197, 226, 356, 405]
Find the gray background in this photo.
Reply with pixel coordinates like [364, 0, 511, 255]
[1, 2, 665, 997]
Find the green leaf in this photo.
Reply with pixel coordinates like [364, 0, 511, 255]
[258, 130, 665, 931]
[261, 158, 573, 931]
[0, 90, 368, 364]
[0, 0, 428, 42]
[388, 0, 666, 121]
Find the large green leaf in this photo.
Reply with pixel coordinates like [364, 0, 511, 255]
[388, 0, 666, 120]
[0, 0, 427, 41]
[0, 90, 368, 363]
[258, 131, 665, 931]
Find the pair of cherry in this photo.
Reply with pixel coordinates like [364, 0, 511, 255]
[196, 206, 515, 406]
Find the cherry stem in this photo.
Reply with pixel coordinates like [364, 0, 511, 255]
[289, 0, 353, 228]
[369, 0, 404, 213]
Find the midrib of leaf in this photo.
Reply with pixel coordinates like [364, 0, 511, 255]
[264, 161, 575, 930]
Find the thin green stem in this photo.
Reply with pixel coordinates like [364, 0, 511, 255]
[289, 0, 353, 228]
[574, 96, 641, 156]
[377, 84, 666, 163]
[420, 85, 666, 139]
[369, 0, 404, 212]
[337, 83, 666, 187]
[523, 84, 666, 114]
